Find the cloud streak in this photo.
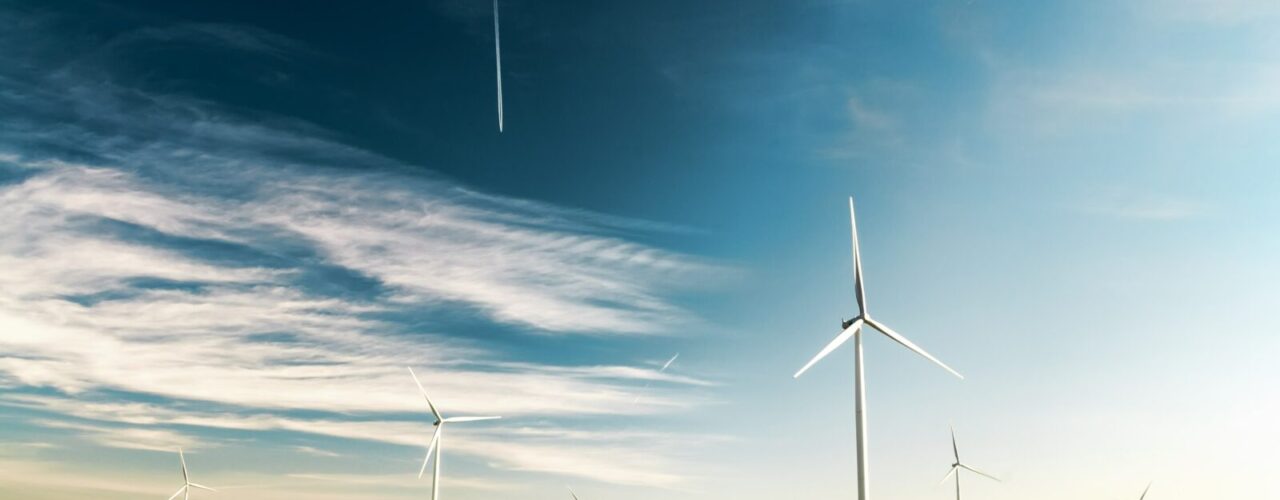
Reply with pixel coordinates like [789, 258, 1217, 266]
[0, 9, 726, 490]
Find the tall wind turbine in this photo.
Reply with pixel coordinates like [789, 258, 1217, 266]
[793, 196, 963, 500]
[940, 426, 999, 500]
[408, 367, 502, 500]
[167, 449, 216, 500]
[493, 0, 504, 132]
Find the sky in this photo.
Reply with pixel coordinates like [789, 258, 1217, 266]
[1, 0, 1278, 499]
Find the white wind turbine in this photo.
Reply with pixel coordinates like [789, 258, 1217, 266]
[1139, 481, 1153, 500]
[793, 196, 963, 500]
[408, 367, 502, 500]
[940, 426, 999, 500]
[167, 449, 216, 500]
[567, 485, 581, 500]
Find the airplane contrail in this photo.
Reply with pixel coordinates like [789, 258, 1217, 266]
[633, 352, 680, 404]
[493, 0, 504, 132]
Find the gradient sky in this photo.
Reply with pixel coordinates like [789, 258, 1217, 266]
[1, 1, 1278, 499]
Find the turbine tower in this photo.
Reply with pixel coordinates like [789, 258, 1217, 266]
[408, 367, 502, 500]
[167, 449, 216, 500]
[793, 196, 963, 500]
[940, 426, 999, 500]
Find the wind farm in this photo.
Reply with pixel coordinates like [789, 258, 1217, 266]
[1, 0, 1266, 499]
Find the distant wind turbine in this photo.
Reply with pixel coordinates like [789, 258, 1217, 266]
[167, 449, 216, 500]
[940, 426, 999, 500]
[493, 0, 504, 132]
[793, 196, 963, 500]
[1139, 481, 1153, 500]
[408, 367, 502, 500]
[633, 352, 680, 404]
[567, 485, 581, 500]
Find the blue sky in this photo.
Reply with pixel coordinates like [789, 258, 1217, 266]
[1, 1, 1278, 499]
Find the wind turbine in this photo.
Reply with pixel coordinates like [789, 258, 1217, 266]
[1139, 481, 1152, 500]
[408, 367, 502, 500]
[940, 426, 999, 500]
[793, 196, 963, 500]
[167, 449, 216, 500]
[567, 485, 581, 500]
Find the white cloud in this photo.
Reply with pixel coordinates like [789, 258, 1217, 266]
[1130, 0, 1280, 26]
[292, 445, 341, 458]
[1076, 190, 1205, 221]
[0, 10, 730, 490]
[32, 419, 210, 453]
[7, 394, 716, 488]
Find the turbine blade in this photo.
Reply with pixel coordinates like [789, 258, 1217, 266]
[864, 317, 963, 379]
[493, 0, 504, 132]
[939, 466, 957, 485]
[951, 425, 960, 462]
[168, 486, 187, 500]
[1140, 481, 1152, 500]
[419, 426, 442, 479]
[567, 485, 581, 500]
[179, 448, 188, 483]
[958, 463, 1000, 482]
[849, 197, 868, 316]
[793, 318, 863, 378]
[188, 483, 217, 492]
[408, 367, 444, 422]
[444, 416, 502, 423]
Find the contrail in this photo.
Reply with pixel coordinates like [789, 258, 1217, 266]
[493, 0, 504, 132]
[660, 352, 679, 371]
[633, 353, 680, 404]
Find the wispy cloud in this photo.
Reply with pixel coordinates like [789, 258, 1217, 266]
[5, 394, 716, 488]
[292, 445, 341, 458]
[32, 419, 210, 453]
[0, 8, 727, 490]
[1076, 189, 1206, 221]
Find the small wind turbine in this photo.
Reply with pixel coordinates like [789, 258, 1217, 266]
[408, 367, 502, 500]
[940, 426, 999, 500]
[167, 449, 216, 500]
[1139, 481, 1153, 500]
[793, 196, 963, 500]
